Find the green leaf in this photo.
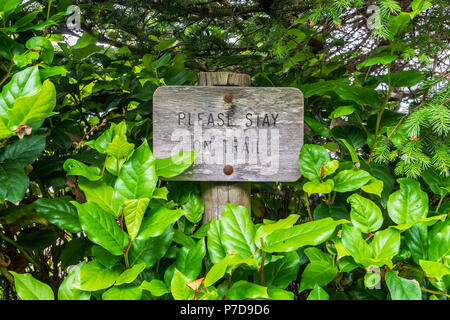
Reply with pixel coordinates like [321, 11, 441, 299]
[331, 125, 367, 149]
[25, 37, 54, 64]
[371, 228, 401, 268]
[304, 116, 332, 138]
[0, 0, 21, 16]
[220, 204, 257, 258]
[303, 179, 335, 195]
[115, 263, 147, 286]
[388, 70, 424, 88]
[340, 225, 373, 267]
[323, 160, 340, 178]
[76, 259, 122, 291]
[0, 162, 29, 202]
[33, 196, 82, 233]
[175, 239, 206, 280]
[267, 287, 294, 300]
[335, 85, 383, 110]
[299, 247, 338, 292]
[299, 144, 330, 181]
[0, 66, 41, 121]
[60, 238, 89, 269]
[405, 224, 428, 264]
[63, 159, 102, 181]
[156, 150, 197, 178]
[364, 271, 381, 288]
[0, 135, 45, 167]
[105, 134, 134, 159]
[10, 272, 54, 300]
[419, 260, 450, 280]
[102, 286, 143, 300]
[72, 201, 129, 256]
[385, 270, 422, 300]
[0, 33, 24, 60]
[123, 198, 149, 241]
[207, 219, 227, 264]
[361, 178, 384, 197]
[390, 214, 447, 231]
[264, 218, 348, 253]
[139, 279, 170, 297]
[129, 225, 174, 268]
[329, 105, 356, 119]
[179, 185, 204, 224]
[428, 220, 449, 262]
[204, 254, 258, 287]
[78, 178, 120, 218]
[91, 245, 122, 269]
[263, 251, 300, 289]
[307, 284, 329, 300]
[387, 178, 429, 224]
[356, 55, 398, 70]
[152, 52, 171, 69]
[255, 214, 300, 247]
[333, 169, 372, 192]
[113, 140, 157, 212]
[226, 280, 269, 300]
[58, 262, 91, 300]
[136, 206, 185, 240]
[347, 194, 383, 233]
[171, 269, 195, 300]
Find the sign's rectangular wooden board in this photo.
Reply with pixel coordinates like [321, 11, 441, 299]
[153, 86, 304, 181]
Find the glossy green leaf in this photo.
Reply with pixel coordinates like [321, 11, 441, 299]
[255, 214, 300, 247]
[347, 194, 383, 233]
[263, 251, 300, 289]
[139, 279, 170, 297]
[387, 178, 429, 224]
[25, 37, 54, 64]
[204, 254, 258, 287]
[113, 140, 157, 212]
[63, 159, 102, 181]
[58, 262, 91, 300]
[207, 219, 227, 264]
[0, 162, 29, 202]
[385, 270, 421, 300]
[129, 225, 174, 268]
[72, 201, 129, 256]
[123, 198, 149, 241]
[298, 144, 330, 180]
[329, 106, 356, 119]
[78, 178, 120, 218]
[303, 179, 334, 195]
[356, 55, 398, 70]
[102, 286, 143, 300]
[33, 196, 82, 233]
[105, 134, 134, 159]
[76, 259, 122, 291]
[226, 280, 269, 300]
[333, 169, 372, 192]
[156, 150, 197, 178]
[10, 272, 54, 300]
[264, 218, 348, 253]
[175, 239, 206, 280]
[299, 247, 338, 292]
[115, 263, 147, 286]
[136, 206, 184, 240]
[220, 204, 257, 258]
[0, 135, 45, 167]
[419, 260, 450, 280]
[361, 177, 384, 197]
[171, 269, 195, 300]
[307, 284, 329, 300]
[0, 66, 41, 121]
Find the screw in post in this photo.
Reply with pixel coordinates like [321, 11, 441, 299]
[223, 165, 234, 175]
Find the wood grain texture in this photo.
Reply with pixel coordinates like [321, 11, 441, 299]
[153, 86, 304, 182]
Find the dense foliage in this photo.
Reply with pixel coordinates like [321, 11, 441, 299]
[0, 0, 448, 300]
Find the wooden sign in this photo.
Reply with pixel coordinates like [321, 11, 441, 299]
[153, 86, 304, 182]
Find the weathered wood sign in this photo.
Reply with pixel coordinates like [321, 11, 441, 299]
[153, 86, 304, 181]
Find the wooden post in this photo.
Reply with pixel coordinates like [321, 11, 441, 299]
[198, 72, 252, 223]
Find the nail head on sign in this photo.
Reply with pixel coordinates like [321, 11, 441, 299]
[223, 92, 233, 103]
[223, 165, 234, 175]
